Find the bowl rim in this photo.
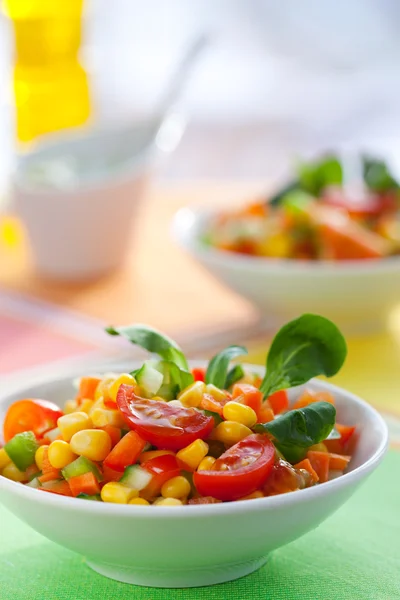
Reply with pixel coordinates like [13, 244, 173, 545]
[172, 206, 400, 273]
[0, 362, 388, 518]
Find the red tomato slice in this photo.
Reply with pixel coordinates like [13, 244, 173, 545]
[3, 399, 64, 443]
[103, 430, 147, 472]
[193, 434, 275, 501]
[116, 385, 214, 450]
[323, 187, 397, 218]
[141, 454, 181, 498]
[191, 367, 206, 382]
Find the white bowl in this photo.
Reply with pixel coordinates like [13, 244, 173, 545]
[11, 114, 185, 281]
[0, 362, 387, 588]
[173, 207, 400, 334]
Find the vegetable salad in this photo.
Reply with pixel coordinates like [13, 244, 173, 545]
[206, 155, 400, 261]
[0, 315, 355, 505]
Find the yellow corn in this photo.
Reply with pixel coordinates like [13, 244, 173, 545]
[238, 491, 264, 501]
[64, 399, 78, 414]
[88, 397, 105, 414]
[223, 401, 257, 428]
[35, 445, 48, 470]
[309, 442, 328, 453]
[0, 448, 12, 471]
[70, 429, 111, 462]
[2, 462, 26, 482]
[91, 407, 126, 429]
[151, 396, 167, 402]
[129, 497, 150, 506]
[58, 412, 92, 442]
[101, 482, 138, 504]
[213, 421, 252, 446]
[258, 232, 291, 258]
[153, 497, 183, 506]
[48, 440, 78, 469]
[178, 381, 206, 408]
[109, 373, 136, 402]
[94, 376, 116, 402]
[176, 439, 208, 471]
[197, 456, 216, 471]
[79, 398, 94, 414]
[206, 384, 228, 403]
[138, 450, 175, 464]
[161, 475, 191, 499]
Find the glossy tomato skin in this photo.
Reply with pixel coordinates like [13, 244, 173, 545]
[141, 454, 181, 498]
[193, 434, 275, 501]
[116, 385, 214, 450]
[3, 399, 64, 443]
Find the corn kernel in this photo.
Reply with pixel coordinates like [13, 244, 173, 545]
[213, 421, 252, 446]
[0, 448, 12, 471]
[79, 398, 94, 414]
[151, 396, 167, 402]
[197, 456, 216, 471]
[2, 462, 26, 482]
[129, 497, 150, 506]
[206, 384, 228, 403]
[138, 450, 175, 464]
[223, 401, 257, 428]
[176, 439, 208, 470]
[109, 373, 136, 402]
[70, 429, 112, 462]
[89, 397, 105, 414]
[309, 442, 328, 453]
[35, 445, 48, 470]
[238, 491, 264, 501]
[64, 399, 78, 414]
[94, 376, 116, 402]
[178, 381, 206, 408]
[101, 482, 138, 503]
[153, 497, 183, 506]
[91, 407, 126, 429]
[161, 475, 191, 499]
[58, 412, 92, 442]
[48, 440, 78, 469]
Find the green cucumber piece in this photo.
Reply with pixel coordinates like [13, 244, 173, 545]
[136, 361, 163, 396]
[120, 465, 153, 490]
[61, 456, 102, 482]
[77, 493, 102, 501]
[4, 431, 39, 471]
[26, 477, 41, 489]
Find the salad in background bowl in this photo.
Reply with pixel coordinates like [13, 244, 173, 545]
[173, 154, 400, 333]
[0, 316, 388, 587]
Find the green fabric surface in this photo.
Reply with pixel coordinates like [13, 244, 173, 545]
[1, 452, 399, 600]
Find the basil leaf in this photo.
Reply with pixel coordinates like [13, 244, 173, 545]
[297, 155, 342, 196]
[203, 410, 223, 426]
[206, 345, 248, 389]
[106, 324, 189, 370]
[225, 365, 245, 389]
[254, 401, 336, 462]
[259, 314, 347, 399]
[269, 181, 300, 206]
[362, 156, 399, 193]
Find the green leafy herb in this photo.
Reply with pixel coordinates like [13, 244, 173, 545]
[362, 156, 399, 193]
[259, 314, 347, 399]
[203, 410, 223, 426]
[269, 181, 300, 206]
[225, 364, 245, 389]
[205, 345, 248, 389]
[106, 324, 189, 370]
[297, 155, 342, 196]
[254, 401, 336, 462]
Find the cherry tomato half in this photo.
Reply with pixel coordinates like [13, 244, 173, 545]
[193, 434, 275, 501]
[322, 187, 397, 218]
[116, 385, 214, 450]
[3, 399, 64, 443]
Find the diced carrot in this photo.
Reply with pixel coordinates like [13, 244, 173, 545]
[68, 472, 101, 497]
[257, 405, 274, 424]
[307, 451, 330, 483]
[232, 383, 263, 414]
[38, 470, 61, 483]
[100, 425, 121, 448]
[76, 376, 102, 404]
[25, 464, 40, 480]
[39, 480, 72, 496]
[103, 431, 147, 471]
[294, 458, 319, 483]
[328, 453, 351, 471]
[325, 424, 356, 453]
[102, 464, 123, 483]
[293, 389, 335, 410]
[267, 390, 289, 415]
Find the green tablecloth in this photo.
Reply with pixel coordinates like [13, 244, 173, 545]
[1, 451, 399, 600]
